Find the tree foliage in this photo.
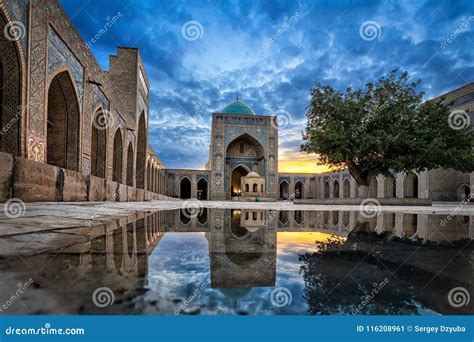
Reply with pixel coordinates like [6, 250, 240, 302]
[301, 70, 474, 185]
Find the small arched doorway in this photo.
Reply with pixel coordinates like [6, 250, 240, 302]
[279, 181, 289, 199]
[126, 143, 134, 186]
[180, 177, 191, 199]
[385, 177, 396, 198]
[457, 184, 471, 201]
[404, 172, 418, 198]
[46, 71, 80, 170]
[91, 109, 107, 178]
[112, 128, 123, 183]
[197, 178, 208, 200]
[323, 181, 329, 198]
[136, 112, 146, 189]
[343, 179, 350, 198]
[231, 165, 249, 196]
[333, 180, 339, 198]
[295, 181, 304, 199]
[369, 176, 378, 198]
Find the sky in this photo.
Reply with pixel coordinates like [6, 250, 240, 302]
[61, 0, 474, 172]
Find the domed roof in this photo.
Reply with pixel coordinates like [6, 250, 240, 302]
[221, 99, 255, 115]
[244, 171, 261, 178]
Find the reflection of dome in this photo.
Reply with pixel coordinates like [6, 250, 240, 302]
[220, 287, 252, 302]
[222, 99, 255, 115]
[244, 171, 260, 178]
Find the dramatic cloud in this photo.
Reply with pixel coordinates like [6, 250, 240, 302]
[62, 0, 474, 171]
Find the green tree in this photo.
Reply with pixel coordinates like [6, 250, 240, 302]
[301, 70, 474, 191]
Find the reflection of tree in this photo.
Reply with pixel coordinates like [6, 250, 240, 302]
[299, 237, 419, 315]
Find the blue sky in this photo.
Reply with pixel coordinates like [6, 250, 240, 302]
[61, 0, 474, 170]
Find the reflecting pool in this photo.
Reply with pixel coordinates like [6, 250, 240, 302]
[0, 209, 472, 315]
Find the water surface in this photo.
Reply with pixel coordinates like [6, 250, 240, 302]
[0, 209, 471, 315]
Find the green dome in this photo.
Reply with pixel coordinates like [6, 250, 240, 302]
[221, 99, 255, 115]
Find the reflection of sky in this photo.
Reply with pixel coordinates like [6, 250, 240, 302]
[145, 232, 320, 315]
[142, 228, 462, 315]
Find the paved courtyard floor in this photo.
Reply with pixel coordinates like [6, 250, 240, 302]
[0, 200, 472, 258]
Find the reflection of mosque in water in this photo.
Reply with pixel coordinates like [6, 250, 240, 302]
[71, 209, 472, 282]
[1, 209, 471, 315]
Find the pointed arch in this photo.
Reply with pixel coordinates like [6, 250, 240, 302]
[279, 180, 289, 199]
[332, 179, 339, 198]
[91, 107, 107, 178]
[180, 176, 192, 199]
[403, 172, 419, 198]
[126, 142, 134, 186]
[136, 112, 147, 189]
[112, 128, 123, 182]
[295, 180, 304, 199]
[343, 178, 350, 198]
[46, 70, 80, 170]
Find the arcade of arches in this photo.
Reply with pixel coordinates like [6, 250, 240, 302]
[0, 1, 471, 204]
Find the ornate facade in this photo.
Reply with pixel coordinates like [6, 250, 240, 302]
[0, 0, 471, 203]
